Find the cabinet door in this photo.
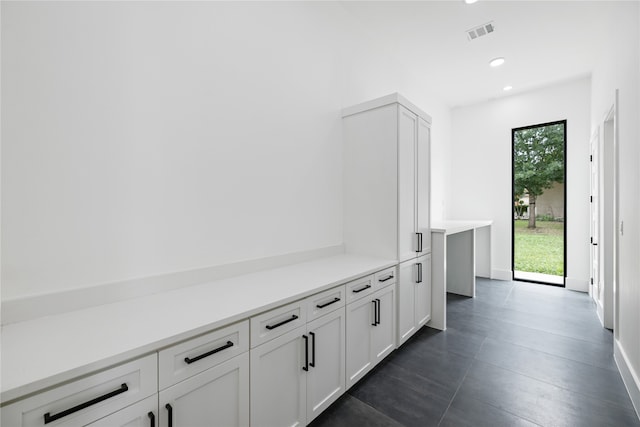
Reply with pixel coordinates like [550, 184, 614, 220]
[398, 105, 418, 262]
[250, 326, 306, 427]
[88, 396, 157, 427]
[345, 296, 375, 389]
[159, 352, 249, 427]
[397, 259, 417, 346]
[415, 254, 432, 328]
[371, 284, 396, 365]
[417, 118, 431, 255]
[306, 309, 346, 423]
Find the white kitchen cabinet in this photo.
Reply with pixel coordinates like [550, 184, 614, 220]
[398, 255, 431, 346]
[343, 93, 431, 263]
[156, 320, 249, 427]
[87, 395, 158, 427]
[305, 308, 346, 423]
[345, 282, 396, 389]
[159, 352, 249, 427]
[250, 299, 346, 427]
[1, 355, 157, 427]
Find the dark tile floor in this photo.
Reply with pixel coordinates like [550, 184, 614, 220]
[309, 278, 640, 427]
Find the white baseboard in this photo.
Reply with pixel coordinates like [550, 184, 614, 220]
[615, 339, 640, 420]
[491, 269, 512, 281]
[1, 245, 344, 325]
[566, 277, 589, 292]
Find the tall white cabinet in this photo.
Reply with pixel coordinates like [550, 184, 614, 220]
[343, 93, 432, 347]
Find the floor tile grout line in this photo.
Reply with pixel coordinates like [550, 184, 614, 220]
[436, 336, 488, 427]
[471, 355, 636, 413]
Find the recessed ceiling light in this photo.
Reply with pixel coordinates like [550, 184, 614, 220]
[503, 85, 513, 91]
[465, 0, 479, 4]
[489, 57, 505, 67]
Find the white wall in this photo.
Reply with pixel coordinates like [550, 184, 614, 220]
[1, 2, 450, 304]
[590, 1, 640, 414]
[449, 78, 591, 289]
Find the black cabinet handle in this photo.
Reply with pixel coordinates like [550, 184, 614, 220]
[165, 404, 173, 427]
[148, 412, 155, 427]
[376, 298, 381, 325]
[184, 341, 234, 364]
[416, 232, 423, 252]
[309, 331, 316, 368]
[371, 300, 377, 326]
[353, 284, 372, 293]
[44, 383, 129, 424]
[302, 335, 309, 371]
[316, 297, 340, 309]
[417, 263, 423, 283]
[265, 314, 298, 330]
[379, 274, 394, 282]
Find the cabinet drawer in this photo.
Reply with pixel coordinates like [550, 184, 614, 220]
[2, 354, 157, 427]
[158, 320, 249, 390]
[374, 267, 396, 289]
[306, 285, 346, 321]
[250, 300, 306, 348]
[87, 395, 157, 427]
[345, 275, 374, 303]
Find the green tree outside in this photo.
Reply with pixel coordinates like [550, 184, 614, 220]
[513, 123, 565, 228]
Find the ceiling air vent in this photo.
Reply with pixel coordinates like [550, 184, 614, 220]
[467, 21, 495, 41]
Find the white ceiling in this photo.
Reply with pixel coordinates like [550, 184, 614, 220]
[341, 0, 622, 108]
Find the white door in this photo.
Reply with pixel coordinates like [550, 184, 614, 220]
[250, 326, 306, 427]
[398, 105, 418, 262]
[590, 129, 600, 302]
[306, 309, 345, 423]
[159, 353, 249, 427]
[345, 296, 374, 389]
[415, 254, 432, 328]
[371, 284, 396, 365]
[417, 118, 431, 255]
[397, 259, 416, 346]
[88, 396, 158, 427]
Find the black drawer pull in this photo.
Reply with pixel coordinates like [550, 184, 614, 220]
[316, 297, 340, 309]
[371, 300, 377, 326]
[309, 331, 316, 368]
[184, 340, 234, 364]
[266, 314, 298, 330]
[376, 298, 381, 324]
[166, 404, 173, 427]
[44, 383, 129, 424]
[353, 284, 372, 293]
[379, 275, 394, 282]
[148, 411, 155, 427]
[303, 334, 309, 371]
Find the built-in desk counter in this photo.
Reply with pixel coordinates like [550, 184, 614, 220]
[428, 220, 492, 330]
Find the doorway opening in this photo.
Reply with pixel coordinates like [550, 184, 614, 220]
[512, 120, 566, 286]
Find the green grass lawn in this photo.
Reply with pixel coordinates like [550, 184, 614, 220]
[514, 220, 564, 276]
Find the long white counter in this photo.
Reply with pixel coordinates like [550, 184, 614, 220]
[428, 220, 492, 330]
[0, 254, 395, 404]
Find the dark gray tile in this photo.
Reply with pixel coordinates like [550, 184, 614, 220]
[475, 337, 634, 411]
[349, 358, 451, 427]
[387, 341, 474, 394]
[307, 394, 403, 427]
[488, 321, 617, 371]
[440, 392, 541, 427]
[407, 325, 487, 359]
[459, 360, 640, 427]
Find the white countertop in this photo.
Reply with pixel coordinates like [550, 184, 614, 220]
[0, 253, 395, 403]
[431, 220, 492, 235]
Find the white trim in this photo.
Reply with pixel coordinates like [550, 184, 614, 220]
[342, 93, 432, 123]
[565, 277, 589, 292]
[1, 245, 344, 325]
[614, 339, 640, 420]
[491, 269, 513, 281]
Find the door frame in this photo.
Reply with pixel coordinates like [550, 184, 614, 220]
[511, 120, 567, 287]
